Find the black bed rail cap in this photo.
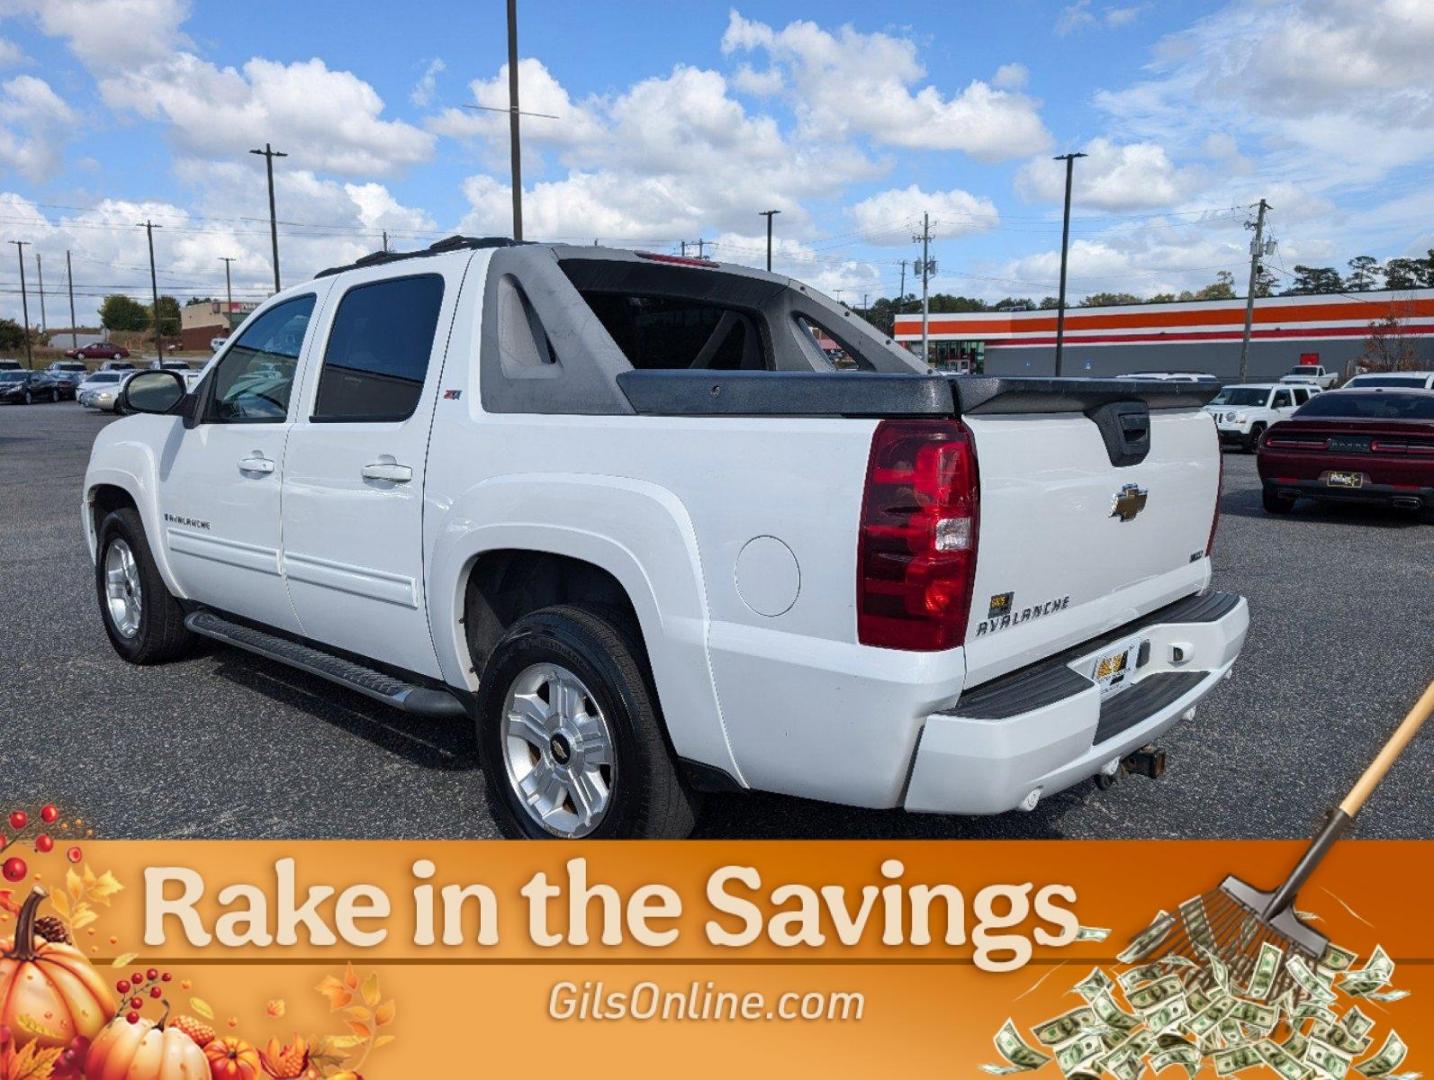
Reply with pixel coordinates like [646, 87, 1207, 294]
[617, 370, 953, 418]
[950, 375, 1221, 414]
[315, 235, 524, 278]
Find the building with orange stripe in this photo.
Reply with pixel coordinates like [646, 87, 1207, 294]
[892, 290, 1434, 380]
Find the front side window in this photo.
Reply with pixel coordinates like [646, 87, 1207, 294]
[207, 294, 316, 423]
[313, 274, 445, 422]
[1272, 390, 1293, 408]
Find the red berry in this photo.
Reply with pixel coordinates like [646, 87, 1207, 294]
[1, 857, 26, 882]
[40, 805, 58, 824]
[146, 968, 159, 981]
[131, 972, 143, 984]
[150, 986, 162, 999]
[66, 846, 82, 863]
[116, 980, 130, 994]
[161, 972, 172, 982]
[0, 834, 7, 849]
[126, 1012, 139, 1024]
[35, 834, 54, 853]
[129, 997, 143, 1010]
[7, 811, 26, 831]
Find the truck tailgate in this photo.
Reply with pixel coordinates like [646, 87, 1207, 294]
[960, 406, 1220, 687]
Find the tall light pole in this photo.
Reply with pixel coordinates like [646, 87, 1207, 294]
[758, 209, 780, 272]
[10, 240, 32, 368]
[65, 251, 78, 350]
[507, 0, 523, 241]
[912, 213, 935, 367]
[1052, 151, 1086, 377]
[138, 221, 163, 357]
[219, 256, 236, 313]
[1239, 198, 1271, 385]
[35, 252, 46, 335]
[249, 142, 287, 292]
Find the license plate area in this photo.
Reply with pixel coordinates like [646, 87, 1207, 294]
[1324, 470, 1364, 489]
[1090, 638, 1142, 698]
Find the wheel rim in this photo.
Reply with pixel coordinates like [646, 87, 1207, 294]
[500, 662, 615, 838]
[103, 538, 143, 638]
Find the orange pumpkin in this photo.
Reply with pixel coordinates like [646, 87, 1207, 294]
[85, 1014, 209, 1080]
[0, 887, 115, 1050]
[204, 1036, 261, 1080]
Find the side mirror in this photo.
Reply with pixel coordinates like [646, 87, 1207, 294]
[121, 369, 187, 415]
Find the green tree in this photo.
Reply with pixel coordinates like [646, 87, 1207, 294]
[1192, 270, 1236, 300]
[0, 317, 25, 351]
[992, 297, 1035, 311]
[1383, 253, 1434, 290]
[100, 294, 150, 332]
[1148, 293, 1176, 303]
[1346, 255, 1381, 291]
[156, 295, 181, 337]
[1254, 265, 1277, 297]
[1038, 296, 1061, 309]
[927, 293, 988, 313]
[1285, 265, 1344, 294]
[1078, 292, 1142, 307]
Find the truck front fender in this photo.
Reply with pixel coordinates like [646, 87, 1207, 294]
[426, 472, 743, 785]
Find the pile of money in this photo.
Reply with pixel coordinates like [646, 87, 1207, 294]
[983, 906, 1415, 1080]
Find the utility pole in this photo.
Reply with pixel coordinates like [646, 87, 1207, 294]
[507, 0, 523, 241]
[912, 213, 935, 367]
[138, 221, 163, 358]
[898, 259, 907, 307]
[249, 142, 287, 293]
[685, 238, 709, 259]
[1239, 198, 1271, 384]
[35, 252, 46, 334]
[680, 241, 688, 257]
[758, 209, 780, 272]
[1052, 151, 1087, 377]
[65, 251, 77, 350]
[382, 230, 389, 253]
[219, 256, 236, 337]
[9, 241, 31, 368]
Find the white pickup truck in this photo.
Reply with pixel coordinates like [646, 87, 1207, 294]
[85, 238, 1248, 838]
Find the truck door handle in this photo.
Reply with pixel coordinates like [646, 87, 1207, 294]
[361, 462, 412, 483]
[238, 455, 275, 475]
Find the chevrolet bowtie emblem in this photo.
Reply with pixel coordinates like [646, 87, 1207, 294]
[1110, 483, 1148, 522]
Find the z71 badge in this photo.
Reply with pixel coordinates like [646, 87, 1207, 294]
[974, 594, 1071, 637]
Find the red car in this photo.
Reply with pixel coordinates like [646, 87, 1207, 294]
[64, 341, 130, 360]
[1257, 389, 1434, 520]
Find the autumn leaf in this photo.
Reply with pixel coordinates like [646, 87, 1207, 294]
[373, 1034, 396, 1049]
[71, 908, 98, 931]
[315, 975, 353, 1011]
[342, 963, 359, 990]
[265, 999, 286, 1019]
[342, 1006, 371, 1025]
[111, 952, 138, 968]
[360, 973, 381, 1008]
[2, 1041, 64, 1080]
[0, 890, 19, 917]
[65, 869, 83, 904]
[189, 997, 215, 1020]
[344, 1021, 371, 1040]
[45, 891, 68, 920]
[86, 869, 124, 905]
[373, 1000, 395, 1027]
[320, 1035, 365, 1053]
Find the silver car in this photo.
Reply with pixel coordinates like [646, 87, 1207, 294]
[76, 370, 133, 411]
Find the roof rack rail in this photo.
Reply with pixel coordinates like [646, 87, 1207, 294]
[315, 235, 523, 278]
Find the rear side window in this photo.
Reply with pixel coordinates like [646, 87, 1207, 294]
[580, 293, 765, 370]
[313, 274, 445, 422]
[1295, 392, 1434, 420]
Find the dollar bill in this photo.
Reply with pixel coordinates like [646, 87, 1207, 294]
[1355, 1032, 1407, 1078]
[1343, 1007, 1376, 1040]
[1057, 1033, 1107, 1075]
[1179, 896, 1217, 952]
[1283, 1031, 1310, 1059]
[1128, 975, 1185, 1014]
[1214, 1045, 1264, 1075]
[1151, 1044, 1200, 1078]
[1341, 947, 1394, 997]
[1288, 955, 1339, 1005]
[985, 1019, 1053, 1074]
[1120, 963, 1170, 992]
[1259, 1038, 1313, 1080]
[1362, 989, 1409, 1003]
[1319, 943, 1359, 973]
[1295, 1001, 1339, 1027]
[1091, 990, 1142, 1034]
[1186, 986, 1212, 1015]
[1200, 945, 1232, 993]
[1146, 997, 1191, 1034]
[1228, 999, 1279, 1033]
[1074, 967, 1114, 1002]
[1307, 1037, 1354, 1079]
[1119, 911, 1176, 964]
[1314, 1021, 1373, 1056]
[1246, 941, 1285, 1001]
[1034, 1007, 1099, 1047]
[1076, 925, 1112, 942]
[1187, 997, 1237, 1039]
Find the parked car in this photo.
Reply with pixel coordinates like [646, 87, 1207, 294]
[150, 360, 193, 371]
[1342, 371, 1434, 392]
[1204, 382, 1317, 450]
[0, 359, 22, 370]
[76, 370, 132, 411]
[210, 336, 229, 353]
[1279, 364, 1339, 389]
[98, 359, 137, 371]
[1116, 372, 1218, 382]
[85, 237, 1245, 839]
[1258, 389, 1434, 520]
[66, 341, 130, 361]
[0, 369, 63, 404]
[46, 360, 89, 397]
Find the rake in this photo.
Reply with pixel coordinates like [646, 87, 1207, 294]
[1135, 680, 1434, 1002]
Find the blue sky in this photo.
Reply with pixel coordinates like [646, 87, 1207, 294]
[1, 0, 1431, 324]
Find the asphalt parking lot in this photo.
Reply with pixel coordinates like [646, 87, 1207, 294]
[2, 401, 1430, 840]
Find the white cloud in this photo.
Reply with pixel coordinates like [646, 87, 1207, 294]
[1016, 137, 1205, 210]
[0, 38, 25, 68]
[409, 58, 444, 108]
[731, 64, 783, 96]
[0, 75, 77, 180]
[6, 0, 190, 67]
[1058, 1, 1148, 35]
[720, 11, 1050, 161]
[992, 63, 1028, 90]
[1057, 1, 1098, 35]
[850, 185, 999, 245]
[427, 58, 604, 149]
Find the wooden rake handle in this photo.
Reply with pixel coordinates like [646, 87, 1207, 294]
[1339, 679, 1434, 818]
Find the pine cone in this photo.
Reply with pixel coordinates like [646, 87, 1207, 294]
[34, 915, 71, 944]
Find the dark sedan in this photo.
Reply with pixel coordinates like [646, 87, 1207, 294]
[0, 370, 64, 404]
[64, 341, 130, 361]
[1257, 390, 1434, 520]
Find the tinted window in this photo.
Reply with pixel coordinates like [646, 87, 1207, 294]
[208, 294, 315, 423]
[580, 293, 765, 371]
[1210, 387, 1269, 407]
[313, 275, 445, 422]
[1272, 390, 1293, 408]
[1295, 392, 1434, 420]
[1349, 375, 1426, 388]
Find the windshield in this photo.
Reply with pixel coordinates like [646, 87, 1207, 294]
[1210, 388, 1268, 407]
[0, 372, 25, 382]
[1290, 366, 1319, 374]
[1296, 392, 1434, 420]
[88, 373, 121, 383]
[1349, 375, 1426, 388]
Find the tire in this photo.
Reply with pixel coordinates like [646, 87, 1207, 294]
[475, 603, 699, 839]
[95, 507, 194, 664]
[51, 389, 60, 403]
[1244, 423, 1266, 453]
[1262, 487, 1296, 515]
[23, 390, 31, 405]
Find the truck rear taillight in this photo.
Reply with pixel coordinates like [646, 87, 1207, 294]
[857, 420, 979, 651]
